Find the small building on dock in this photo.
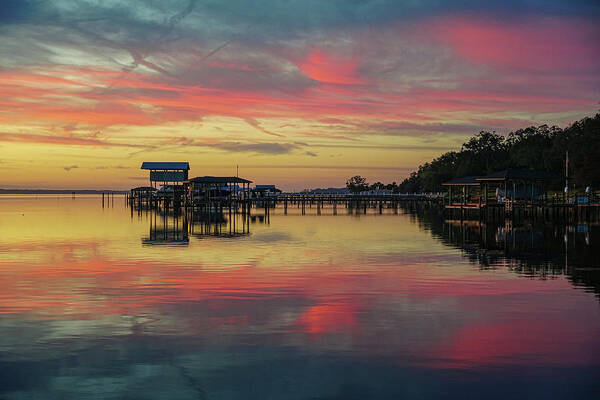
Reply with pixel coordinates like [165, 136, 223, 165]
[442, 176, 483, 208]
[129, 186, 158, 208]
[476, 169, 558, 205]
[443, 169, 560, 208]
[141, 162, 190, 189]
[185, 176, 253, 203]
[252, 185, 282, 198]
[441, 168, 568, 221]
[130, 186, 157, 198]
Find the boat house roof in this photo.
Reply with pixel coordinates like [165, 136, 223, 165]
[141, 162, 190, 170]
[443, 169, 561, 187]
[187, 176, 253, 184]
[476, 169, 559, 182]
[441, 176, 482, 186]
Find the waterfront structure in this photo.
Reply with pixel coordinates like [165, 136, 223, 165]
[185, 176, 253, 205]
[441, 168, 600, 221]
[442, 176, 483, 207]
[443, 169, 559, 208]
[140, 162, 190, 189]
[252, 185, 282, 198]
[477, 169, 558, 205]
[129, 186, 157, 208]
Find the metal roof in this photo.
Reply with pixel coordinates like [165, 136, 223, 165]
[441, 176, 482, 186]
[476, 169, 560, 182]
[187, 176, 253, 184]
[141, 162, 190, 170]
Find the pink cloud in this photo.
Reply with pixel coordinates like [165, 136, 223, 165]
[296, 48, 366, 85]
[427, 16, 600, 73]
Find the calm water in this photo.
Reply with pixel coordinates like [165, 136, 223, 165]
[1, 195, 599, 399]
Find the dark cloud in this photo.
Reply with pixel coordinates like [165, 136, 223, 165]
[304, 151, 317, 157]
[63, 165, 78, 171]
[0, 0, 41, 24]
[246, 164, 414, 171]
[244, 118, 283, 137]
[211, 141, 301, 155]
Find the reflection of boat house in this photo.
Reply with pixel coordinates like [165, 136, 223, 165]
[143, 213, 189, 246]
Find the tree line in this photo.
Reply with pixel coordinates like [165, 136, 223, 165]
[346, 113, 600, 193]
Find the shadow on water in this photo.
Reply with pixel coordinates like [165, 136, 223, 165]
[143, 211, 189, 246]
[141, 208, 252, 245]
[407, 206, 600, 299]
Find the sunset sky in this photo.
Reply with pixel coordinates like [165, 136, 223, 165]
[1, 0, 599, 190]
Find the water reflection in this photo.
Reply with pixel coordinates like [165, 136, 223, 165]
[0, 196, 599, 399]
[416, 214, 600, 298]
[144, 212, 189, 245]
[189, 209, 251, 238]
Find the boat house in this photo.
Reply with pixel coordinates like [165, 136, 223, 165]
[141, 162, 190, 189]
[185, 176, 253, 204]
[443, 168, 560, 209]
[252, 185, 282, 198]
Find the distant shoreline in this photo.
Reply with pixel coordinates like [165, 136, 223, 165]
[0, 189, 128, 195]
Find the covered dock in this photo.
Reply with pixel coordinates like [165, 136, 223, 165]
[141, 162, 190, 189]
[443, 169, 560, 209]
[442, 176, 483, 208]
[185, 176, 253, 202]
[441, 169, 573, 221]
[252, 185, 282, 198]
[476, 169, 559, 206]
[129, 186, 158, 208]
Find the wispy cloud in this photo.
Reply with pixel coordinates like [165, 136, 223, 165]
[210, 141, 301, 155]
[0, 132, 151, 148]
[63, 165, 78, 171]
[244, 118, 284, 137]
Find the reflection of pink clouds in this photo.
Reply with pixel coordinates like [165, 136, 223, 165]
[296, 302, 359, 334]
[0, 254, 573, 318]
[428, 17, 600, 72]
[426, 320, 600, 369]
[2, 250, 600, 368]
[209, 315, 249, 326]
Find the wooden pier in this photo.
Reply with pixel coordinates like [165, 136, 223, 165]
[442, 169, 600, 223]
[126, 163, 598, 224]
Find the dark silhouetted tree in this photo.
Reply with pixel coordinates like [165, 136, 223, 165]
[346, 175, 369, 193]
